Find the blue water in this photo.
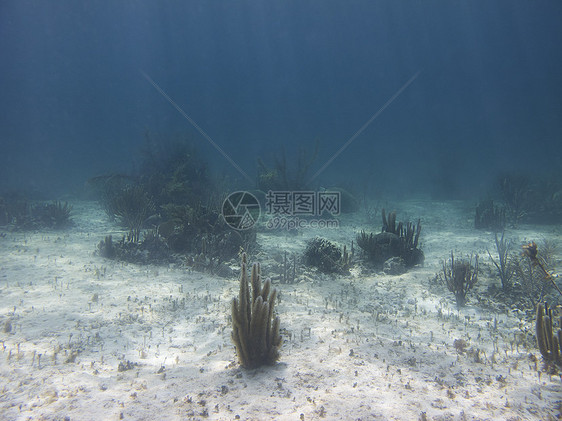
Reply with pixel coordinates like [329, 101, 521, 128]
[1, 1, 561, 198]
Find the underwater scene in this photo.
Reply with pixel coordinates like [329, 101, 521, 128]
[1, 2, 562, 420]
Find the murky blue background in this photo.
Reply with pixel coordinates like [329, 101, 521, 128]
[1, 1, 561, 198]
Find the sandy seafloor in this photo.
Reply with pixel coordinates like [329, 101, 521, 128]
[0, 199, 561, 421]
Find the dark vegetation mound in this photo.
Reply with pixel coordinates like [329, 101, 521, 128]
[440, 252, 478, 309]
[475, 171, 562, 229]
[0, 193, 72, 230]
[475, 199, 505, 231]
[303, 237, 351, 274]
[97, 233, 174, 265]
[89, 133, 255, 265]
[356, 209, 424, 269]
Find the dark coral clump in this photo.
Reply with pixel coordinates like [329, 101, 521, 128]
[356, 209, 423, 269]
[97, 231, 175, 265]
[105, 184, 155, 243]
[0, 194, 72, 230]
[35, 201, 73, 229]
[304, 237, 350, 274]
[478, 172, 562, 227]
[441, 252, 478, 308]
[0, 193, 35, 229]
[475, 199, 505, 231]
[97, 235, 116, 259]
[158, 203, 253, 260]
[92, 134, 256, 266]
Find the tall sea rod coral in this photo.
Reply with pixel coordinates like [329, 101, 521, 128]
[231, 253, 282, 368]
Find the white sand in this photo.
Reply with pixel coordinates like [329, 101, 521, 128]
[0, 199, 561, 420]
